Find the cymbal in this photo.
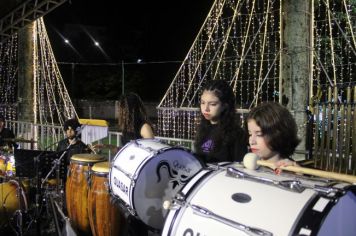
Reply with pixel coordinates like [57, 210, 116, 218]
[3, 138, 37, 143]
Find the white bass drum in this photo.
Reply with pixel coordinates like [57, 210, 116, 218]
[109, 138, 203, 230]
[162, 164, 356, 236]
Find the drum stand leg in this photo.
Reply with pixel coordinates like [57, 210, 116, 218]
[14, 177, 24, 236]
[47, 192, 61, 236]
[14, 209, 23, 236]
[34, 155, 42, 236]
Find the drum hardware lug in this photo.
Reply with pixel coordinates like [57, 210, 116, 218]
[158, 146, 171, 154]
[227, 167, 305, 193]
[278, 180, 305, 193]
[88, 178, 92, 188]
[207, 162, 229, 171]
[130, 179, 136, 188]
[133, 139, 140, 146]
[127, 206, 137, 216]
[171, 192, 186, 208]
[226, 167, 248, 179]
[313, 185, 344, 197]
[85, 171, 91, 185]
[147, 146, 156, 153]
[207, 164, 220, 171]
[190, 204, 273, 236]
[114, 165, 135, 182]
[135, 139, 155, 153]
[175, 192, 186, 201]
[104, 180, 109, 190]
[170, 202, 183, 210]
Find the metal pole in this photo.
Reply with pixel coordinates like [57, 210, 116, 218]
[121, 60, 125, 95]
[71, 63, 75, 97]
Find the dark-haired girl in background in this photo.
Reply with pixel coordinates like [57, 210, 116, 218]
[117, 93, 155, 236]
[194, 80, 248, 164]
[118, 92, 154, 144]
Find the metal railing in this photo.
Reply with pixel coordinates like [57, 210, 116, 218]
[312, 86, 356, 175]
[6, 120, 195, 160]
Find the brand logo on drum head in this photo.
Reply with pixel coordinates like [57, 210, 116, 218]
[183, 228, 204, 236]
[113, 176, 128, 195]
[156, 160, 192, 189]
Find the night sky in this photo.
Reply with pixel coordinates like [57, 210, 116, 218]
[44, 0, 213, 101]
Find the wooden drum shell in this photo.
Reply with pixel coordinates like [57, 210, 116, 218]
[88, 161, 125, 236]
[65, 154, 105, 234]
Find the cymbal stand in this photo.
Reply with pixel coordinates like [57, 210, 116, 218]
[13, 178, 24, 236]
[30, 139, 69, 235]
[34, 151, 45, 236]
[41, 140, 76, 207]
[47, 191, 61, 236]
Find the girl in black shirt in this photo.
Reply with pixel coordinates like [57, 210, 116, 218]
[194, 80, 248, 164]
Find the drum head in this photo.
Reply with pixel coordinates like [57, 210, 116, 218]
[71, 154, 105, 163]
[92, 161, 109, 174]
[133, 148, 202, 230]
[317, 190, 356, 235]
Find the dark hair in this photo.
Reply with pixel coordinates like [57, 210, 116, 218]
[118, 92, 150, 134]
[63, 118, 81, 132]
[195, 80, 245, 155]
[247, 102, 300, 158]
[0, 115, 5, 122]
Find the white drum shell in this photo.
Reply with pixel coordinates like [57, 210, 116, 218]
[162, 165, 356, 236]
[109, 139, 203, 230]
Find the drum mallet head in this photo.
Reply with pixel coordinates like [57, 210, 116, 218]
[243, 153, 259, 170]
[163, 200, 171, 210]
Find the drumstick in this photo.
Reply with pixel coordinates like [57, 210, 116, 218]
[243, 153, 356, 184]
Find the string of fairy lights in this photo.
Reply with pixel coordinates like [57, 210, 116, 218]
[0, 17, 77, 127]
[158, 0, 281, 139]
[0, 34, 18, 121]
[34, 17, 77, 126]
[313, 0, 356, 95]
[0, 1, 355, 142]
[157, 0, 356, 139]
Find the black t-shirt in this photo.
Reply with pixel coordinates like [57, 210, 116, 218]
[56, 139, 90, 165]
[195, 124, 247, 164]
[0, 127, 16, 148]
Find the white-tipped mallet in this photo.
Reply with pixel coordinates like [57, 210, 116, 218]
[242, 153, 356, 184]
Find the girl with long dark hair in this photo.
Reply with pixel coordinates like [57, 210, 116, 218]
[194, 80, 248, 163]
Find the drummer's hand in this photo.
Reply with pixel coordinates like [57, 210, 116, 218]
[86, 144, 97, 154]
[91, 144, 104, 153]
[274, 159, 298, 175]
